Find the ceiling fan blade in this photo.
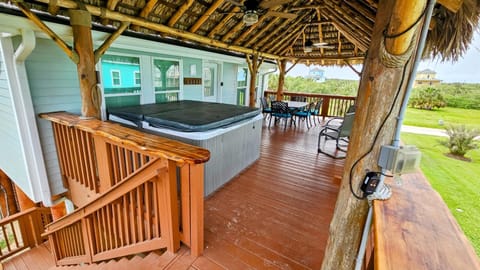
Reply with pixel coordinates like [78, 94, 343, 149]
[313, 42, 329, 46]
[265, 10, 297, 19]
[316, 45, 335, 49]
[259, 0, 293, 9]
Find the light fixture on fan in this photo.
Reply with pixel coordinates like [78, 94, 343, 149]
[243, 10, 258, 26]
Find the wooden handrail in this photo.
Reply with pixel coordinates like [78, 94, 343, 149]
[264, 90, 356, 118]
[0, 207, 52, 261]
[370, 172, 480, 269]
[40, 111, 210, 165]
[40, 112, 209, 265]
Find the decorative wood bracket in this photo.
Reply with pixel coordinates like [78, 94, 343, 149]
[343, 60, 361, 77]
[14, 1, 79, 63]
[94, 21, 130, 63]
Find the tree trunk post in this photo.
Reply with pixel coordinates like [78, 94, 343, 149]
[70, 10, 101, 119]
[276, 59, 286, 101]
[321, 0, 427, 269]
[246, 54, 263, 108]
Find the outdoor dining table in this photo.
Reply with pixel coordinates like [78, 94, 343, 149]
[287, 101, 308, 111]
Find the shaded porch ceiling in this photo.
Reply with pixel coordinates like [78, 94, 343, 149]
[0, 0, 475, 65]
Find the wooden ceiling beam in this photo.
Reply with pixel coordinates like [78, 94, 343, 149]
[101, 0, 120, 25]
[30, 0, 281, 59]
[255, 19, 292, 48]
[258, 13, 308, 50]
[324, 1, 373, 35]
[207, 7, 240, 38]
[168, 0, 194, 27]
[277, 26, 306, 55]
[48, 0, 60, 15]
[316, 8, 324, 56]
[244, 17, 280, 47]
[270, 23, 307, 54]
[342, 1, 376, 23]
[288, 55, 364, 61]
[323, 6, 370, 51]
[189, 0, 225, 33]
[131, 0, 159, 31]
[221, 19, 245, 42]
[233, 17, 268, 45]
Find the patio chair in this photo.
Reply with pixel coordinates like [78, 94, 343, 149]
[310, 99, 323, 125]
[317, 112, 355, 159]
[269, 101, 295, 130]
[260, 96, 272, 119]
[293, 102, 314, 128]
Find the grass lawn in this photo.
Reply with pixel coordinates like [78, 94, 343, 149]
[401, 132, 480, 255]
[404, 107, 480, 129]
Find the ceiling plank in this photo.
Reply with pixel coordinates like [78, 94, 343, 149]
[189, 0, 225, 33]
[244, 17, 280, 47]
[168, 0, 194, 27]
[31, 0, 281, 59]
[207, 7, 240, 38]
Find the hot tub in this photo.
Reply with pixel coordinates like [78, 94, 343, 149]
[108, 100, 263, 196]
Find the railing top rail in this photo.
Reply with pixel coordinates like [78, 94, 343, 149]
[264, 90, 356, 100]
[373, 172, 480, 269]
[0, 207, 47, 225]
[40, 111, 210, 165]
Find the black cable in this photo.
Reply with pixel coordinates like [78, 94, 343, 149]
[383, 7, 427, 39]
[349, 56, 412, 200]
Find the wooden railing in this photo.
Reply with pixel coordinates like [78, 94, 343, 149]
[264, 90, 356, 118]
[368, 171, 480, 269]
[40, 112, 210, 266]
[0, 207, 52, 261]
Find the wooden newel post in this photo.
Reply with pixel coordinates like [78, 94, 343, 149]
[70, 10, 101, 119]
[276, 59, 286, 101]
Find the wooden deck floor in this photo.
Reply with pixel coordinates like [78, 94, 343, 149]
[1, 118, 344, 270]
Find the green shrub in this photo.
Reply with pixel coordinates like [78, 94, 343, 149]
[441, 125, 479, 157]
[409, 87, 447, 110]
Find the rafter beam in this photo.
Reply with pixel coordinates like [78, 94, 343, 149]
[30, 0, 281, 59]
[342, 1, 376, 23]
[168, 0, 194, 27]
[221, 19, 245, 42]
[277, 26, 307, 55]
[244, 17, 279, 47]
[324, 1, 373, 35]
[259, 13, 309, 51]
[131, 0, 159, 31]
[316, 8, 324, 56]
[270, 23, 307, 54]
[207, 7, 240, 38]
[101, 0, 120, 25]
[15, 2, 78, 63]
[94, 21, 130, 63]
[255, 19, 292, 48]
[189, 0, 225, 33]
[438, 0, 463, 12]
[288, 55, 365, 61]
[48, 0, 60, 15]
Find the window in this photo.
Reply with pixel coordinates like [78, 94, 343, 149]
[101, 55, 141, 108]
[111, 70, 121, 86]
[134, 71, 141, 86]
[236, 67, 248, 105]
[153, 59, 180, 102]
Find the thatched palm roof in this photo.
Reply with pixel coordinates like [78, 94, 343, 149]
[0, 0, 479, 65]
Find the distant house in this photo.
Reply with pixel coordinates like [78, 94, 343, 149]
[414, 69, 442, 86]
[306, 67, 326, 83]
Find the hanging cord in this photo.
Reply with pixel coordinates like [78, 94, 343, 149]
[349, 54, 412, 200]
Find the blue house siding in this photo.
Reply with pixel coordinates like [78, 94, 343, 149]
[26, 38, 81, 196]
[0, 39, 30, 193]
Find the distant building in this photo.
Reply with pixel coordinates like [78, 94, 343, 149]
[305, 67, 326, 83]
[414, 69, 442, 87]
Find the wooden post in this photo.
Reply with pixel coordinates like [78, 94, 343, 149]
[70, 10, 101, 119]
[246, 54, 263, 108]
[276, 59, 287, 101]
[189, 164, 204, 257]
[0, 170, 19, 217]
[321, 0, 426, 269]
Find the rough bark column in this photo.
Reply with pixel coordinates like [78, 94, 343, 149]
[246, 54, 263, 108]
[276, 59, 286, 101]
[70, 10, 100, 119]
[321, 0, 426, 269]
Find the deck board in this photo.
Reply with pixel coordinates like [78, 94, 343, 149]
[1, 120, 343, 270]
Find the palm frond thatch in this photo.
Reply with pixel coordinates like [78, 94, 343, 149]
[424, 0, 480, 62]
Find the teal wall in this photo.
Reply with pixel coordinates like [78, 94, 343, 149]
[0, 39, 29, 191]
[26, 38, 81, 195]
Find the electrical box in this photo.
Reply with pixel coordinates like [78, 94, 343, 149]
[378, 145, 421, 174]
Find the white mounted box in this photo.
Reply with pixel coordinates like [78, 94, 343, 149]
[378, 145, 421, 174]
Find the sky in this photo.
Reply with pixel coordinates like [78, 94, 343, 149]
[287, 31, 480, 83]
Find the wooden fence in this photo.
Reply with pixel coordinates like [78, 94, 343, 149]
[0, 207, 52, 261]
[264, 90, 356, 118]
[40, 112, 210, 266]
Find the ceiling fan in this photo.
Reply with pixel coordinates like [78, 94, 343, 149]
[303, 25, 334, 53]
[226, 0, 298, 26]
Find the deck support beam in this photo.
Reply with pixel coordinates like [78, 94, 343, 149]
[276, 59, 286, 101]
[321, 0, 428, 269]
[70, 9, 101, 119]
[246, 54, 263, 108]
